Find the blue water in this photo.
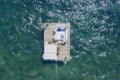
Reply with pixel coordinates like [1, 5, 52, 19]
[0, 0, 120, 80]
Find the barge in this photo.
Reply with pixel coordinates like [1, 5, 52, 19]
[42, 23, 71, 62]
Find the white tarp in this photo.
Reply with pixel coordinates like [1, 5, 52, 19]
[43, 44, 57, 60]
[54, 32, 66, 40]
[53, 27, 67, 41]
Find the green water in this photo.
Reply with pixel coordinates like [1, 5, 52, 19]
[0, 0, 120, 80]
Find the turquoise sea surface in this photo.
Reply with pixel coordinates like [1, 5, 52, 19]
[0, 0, 120, 80]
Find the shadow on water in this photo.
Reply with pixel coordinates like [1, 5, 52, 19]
[39, 28, 44, 50]
[41, 28, 44, 45]
[42, 60, 64, 66]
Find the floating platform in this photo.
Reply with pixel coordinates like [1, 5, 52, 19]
[42, 23, 71, 62]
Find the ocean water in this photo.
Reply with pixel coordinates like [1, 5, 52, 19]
[0, 0, 120, 80]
